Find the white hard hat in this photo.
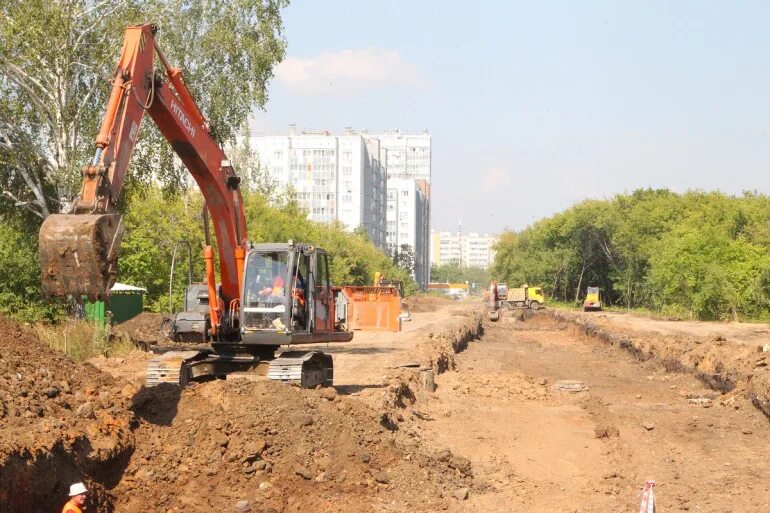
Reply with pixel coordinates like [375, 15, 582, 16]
[69, 482, 88, 496]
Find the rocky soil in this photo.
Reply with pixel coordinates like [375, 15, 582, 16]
[0, 317, 135, 512]
[0, 313, 475, 513]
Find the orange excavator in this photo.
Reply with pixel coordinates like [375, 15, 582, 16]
[39, 24, 353, 386]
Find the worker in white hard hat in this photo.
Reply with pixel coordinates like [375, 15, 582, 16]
[62, 482, 88, 513]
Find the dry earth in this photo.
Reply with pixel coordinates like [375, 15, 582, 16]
[312, 304, 770, 512]
[3, 300, 769, 512]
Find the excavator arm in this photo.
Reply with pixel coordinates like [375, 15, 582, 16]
[40, 24, 246, 334]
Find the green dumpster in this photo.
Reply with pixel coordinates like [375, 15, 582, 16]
[85, 283, 146, 324]
[108, 283, 147, 323]
[84, 300, 106, 325]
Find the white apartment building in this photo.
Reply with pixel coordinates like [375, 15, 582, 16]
[372, 130, 431, 288]
[430, 231, 498, 269]
[376, 130, 431, 182]
[249, 128, 387, 249]
[247, 127, 431, 287]
[387, 179, 427, 286]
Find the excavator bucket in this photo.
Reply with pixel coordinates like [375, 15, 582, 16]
[39, 213, 124, 300]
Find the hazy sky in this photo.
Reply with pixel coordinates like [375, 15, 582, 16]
[250, 1, 770, 234]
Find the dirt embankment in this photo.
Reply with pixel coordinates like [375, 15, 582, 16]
[0, 317, 135, 513]
[0, 314, 476, 513]
[402, 295, 454, 313]
[118, 380, 472, 512]
[546, 310, 770, 419]
[379, 306, 484, 416]
[112, 312, 168, 347]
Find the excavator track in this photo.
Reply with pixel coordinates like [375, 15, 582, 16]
[146, 351, 201, 386]
[146, 350, 334, 388]
[267, 351, 333, 388]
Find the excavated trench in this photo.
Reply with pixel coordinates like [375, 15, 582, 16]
[542, 310, 770, 419]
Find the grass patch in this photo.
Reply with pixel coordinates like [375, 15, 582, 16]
[35, 321, 137, 361]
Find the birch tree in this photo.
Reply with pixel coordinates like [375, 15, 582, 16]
[0, 0, 288, 220]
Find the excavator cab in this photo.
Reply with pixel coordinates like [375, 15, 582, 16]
[241, 246, 291, 334]
[239, 242, 352, 346]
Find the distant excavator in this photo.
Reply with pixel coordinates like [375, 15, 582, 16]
[38, 24, 352, 387]
[486, 281, 501, 321]
[583, 287, 604, 312]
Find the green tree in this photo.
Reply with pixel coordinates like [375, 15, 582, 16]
[430, 263, 489, 292]
[0, 0, 288, 217]
[227, 126, 278, 197]
[493, 189, 770, 320]
[117, 187, 206, 312]
[0, 217, 62, 321]
[392, 244, 415, 275]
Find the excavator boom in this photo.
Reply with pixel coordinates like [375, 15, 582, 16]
[40, 24, 246, 308]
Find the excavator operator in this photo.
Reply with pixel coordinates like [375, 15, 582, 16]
[258, 260, 286, 299]
[290, 268, 307, 329]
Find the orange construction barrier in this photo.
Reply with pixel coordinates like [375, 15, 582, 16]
[341, 285, 402, 332]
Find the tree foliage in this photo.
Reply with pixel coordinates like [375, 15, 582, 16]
[0, 217, 62, 321]
[0, 0, 288, 215]
[391, 244, 415, 276]
[0, 1, 414, 321]
[115, 186, 417, 312]
[492, 189, 770, 320]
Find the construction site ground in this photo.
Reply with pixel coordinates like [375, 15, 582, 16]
[2, 299, 769, 512]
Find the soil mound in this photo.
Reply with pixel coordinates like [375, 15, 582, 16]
[113, 312, 168, 347]
[0, 316, 134, 512]
[403, 296, 453, 313]
[117, 379, 470, 512]
[1, 313, 474, 512]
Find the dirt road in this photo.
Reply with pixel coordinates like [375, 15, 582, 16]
[578, 310, 770, 348]
[326, 307, 770, 512]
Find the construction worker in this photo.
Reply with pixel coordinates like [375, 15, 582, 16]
[235, 500, 251, 513]
[62, 482, 88, 513]
[259, 260, 287, 298]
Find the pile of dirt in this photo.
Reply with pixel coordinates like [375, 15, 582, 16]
[415, 311, 483, 374]
[1, 310, 479, 512]
[403, 295, 454, 313]
[113, 312, 168, 347]
[0, 316, 135, 512]
[116, 380, 472, 512]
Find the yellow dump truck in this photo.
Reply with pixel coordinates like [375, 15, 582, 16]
[583, 286, 603, 311]
[502, 284, 545, 310]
